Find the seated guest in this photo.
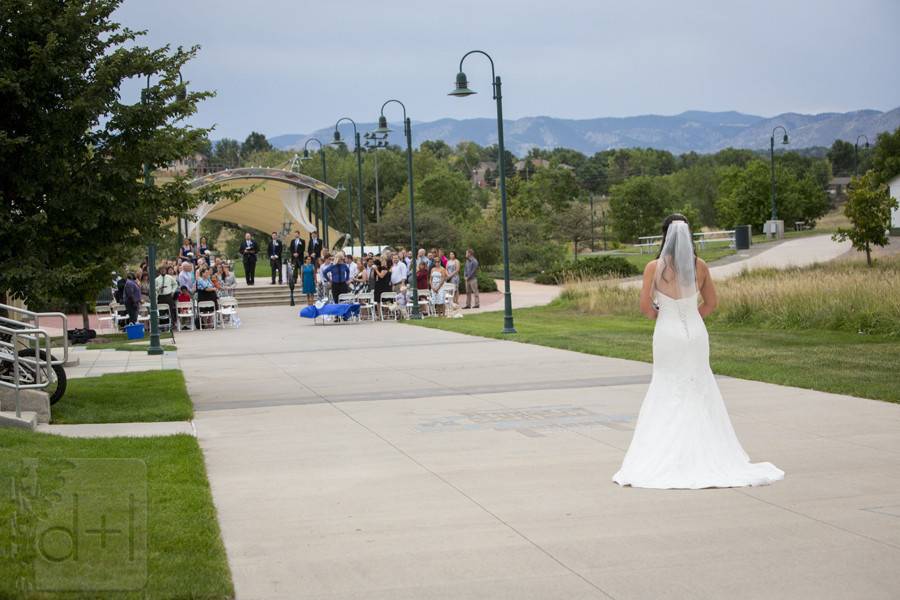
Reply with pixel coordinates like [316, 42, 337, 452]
[177, 286, 192, 307]
[218, 265, 237, 297]
[196, 267, 218, 308]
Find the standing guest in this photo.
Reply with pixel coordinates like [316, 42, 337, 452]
[464, 248, 480, 309]
[178, 238, 195, 264]
[429, 261, 449, 316]
[323, 251, 351, 303]
[416, 260, 429, 291]
[177, 261, 196, 293]
[308, 230, 323, 260]
[123, 272, 142, 325]
[445, 250, 461, 302]
[301, 256, 316, 304]
[390, 253, 408, 293]
[437, 248, 448, 268]
[371, 258, 391, 303]
[289, 231, 305, 282]
[139, 271, 151, 303]
[416, 248, 428, 267]
[267, 231, 284, 285]
[347, 254, 359, 282]
[198, 236, 211, 262]
[317, 255, 333, 300]
[351, 258, 368, 293]
[156, 265, 178, 317]
[239, 232, 259, 285]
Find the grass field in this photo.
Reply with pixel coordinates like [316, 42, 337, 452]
[51, 371, 194, 424]
[410, 303, 900, 404]
[0, 429, 233, 599]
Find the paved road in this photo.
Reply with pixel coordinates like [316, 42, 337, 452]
[177, 305, 900, 600]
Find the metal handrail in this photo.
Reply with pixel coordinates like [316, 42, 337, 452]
[0, 302, 68, 365]
[0, 323, 52, 418]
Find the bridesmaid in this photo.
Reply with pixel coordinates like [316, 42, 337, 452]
[301, 256, 316, 305]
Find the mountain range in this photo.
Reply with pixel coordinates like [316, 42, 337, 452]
[268, 107, 900, 156]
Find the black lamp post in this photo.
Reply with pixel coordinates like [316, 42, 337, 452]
[302, 138, 328, 247]
[854, 134, 870, 177]
[332, 118, 365, 256]
[450, 50, 516, 334]
[141, 72, 184, 356]
[374, 100, 421, 319]
[363, 132, 387, 223]
[769, 125, 789, 222]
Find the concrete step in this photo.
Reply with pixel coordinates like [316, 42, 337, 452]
[235, 298, 295, 307]
[0, 410, 38, 430]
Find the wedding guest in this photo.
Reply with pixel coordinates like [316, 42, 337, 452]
[371, 258, 391, 303]
[177, 261, 196, 293]
[301, 256, 316, 304]
[464, 248, 480, 309]
[289, 231, 305, 281]
[239, 232, 259, 285]
[178, 238, 195, 263]
[308, 230, 323, 260]
[123, 272, 142, 324]
[430, 260, 449, 316]
[156, 264, 178, 317]
[445, 250, 461, 302]
[390, 253, 408, 293]
[416, 260, 429, 291]
[219, 264, 237, 297]
[196, 267, 218, 308]
[139, 271, 151, 303]
[267, 231, 283, 285]
[323, 251, 351, 303]
[198, 236, 211, 261]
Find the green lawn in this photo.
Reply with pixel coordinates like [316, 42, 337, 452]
[52, 371, 194, 424]
[0, 429, 233, 599]
[409, 302, 900, 404]
[61, 332, 177, 353]
[618, 245, 736, 271]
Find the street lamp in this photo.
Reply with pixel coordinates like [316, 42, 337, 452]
[374, 100, 421, 319]
[142, 72, 185, 356]
[769, 125, 789, 223]
[363, 132, 388, 223]
[332, 118, 365, 256]
[854, 134, 870, 177]
[450, 50, 516, 333]
[302, 138, 328, 247]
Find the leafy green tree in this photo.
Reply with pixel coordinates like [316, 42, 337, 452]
[827, 139, 856, 177]
[416, 167, 474, 219]
[608, 175, 676, 241]
[871, 126, 900, 185]
[213, 138, 240, 166]
[0, 0, 237, 316]
[512, 166, 580, 219]
[833, 172, 898, 266]
[669, 165, 721, 227]
[241, 131, 272, 155]
[551, 201, 594, 260]
[420, 140, 452, 160]
[372, 201, 459, 251]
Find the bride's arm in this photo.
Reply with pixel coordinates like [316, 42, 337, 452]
[639, 260, 658, 320]
[696, 260, 718, 319]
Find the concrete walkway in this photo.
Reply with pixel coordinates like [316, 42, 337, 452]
[66, 346, 180, 379]
[36, 420, 195, 437]
[178, 304, 900, 600]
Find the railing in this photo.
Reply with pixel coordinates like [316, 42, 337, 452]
[0, 302, 68, 365]
[0, 323, 52, 418]
[634, 230, 736, 254]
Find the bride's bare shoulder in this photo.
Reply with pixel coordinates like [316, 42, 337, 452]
[643, 259, 658, 275]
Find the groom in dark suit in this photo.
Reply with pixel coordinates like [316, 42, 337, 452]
[238, 232, 259, 285]
[267, 231, 284, 284]
[289, 231, 305, 283]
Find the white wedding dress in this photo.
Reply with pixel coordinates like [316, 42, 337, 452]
[613, 222, 783, 489]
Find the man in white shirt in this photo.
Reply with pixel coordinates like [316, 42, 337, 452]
[347, 255, 359, 281]
[390, 253, 408, 292]
[155, 265, 178, 318]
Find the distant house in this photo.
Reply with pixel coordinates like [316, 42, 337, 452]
[890, 174, 900, 235]
[161, 152, 209, 177]
[514, 158, 550, 173]
[472, 161, 497, 188]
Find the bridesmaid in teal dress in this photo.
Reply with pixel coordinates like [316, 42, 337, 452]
[301, 256, 316, 304]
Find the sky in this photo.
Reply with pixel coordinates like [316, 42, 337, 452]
[114, 0, 900, 141]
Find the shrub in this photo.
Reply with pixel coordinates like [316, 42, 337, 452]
[476, 271, 498, 292]
[534, 255, 639, 285]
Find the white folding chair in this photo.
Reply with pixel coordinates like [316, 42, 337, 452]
[417, 289, 434, 317]
[218, 297, 238, 328]
[115, 305, 130, 330]
[176, 301, 195, 331]
[138, 302, 151, 326]
[378, 292, 398, 321]
[337, 293, 356, 304]
[356, 291, 376, 322]
[96, 304, 116, 333]
[197, 301, 217, 330]
[157, 304, 172, 332]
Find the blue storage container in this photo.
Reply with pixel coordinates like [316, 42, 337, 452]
[125, 323, 145, 340]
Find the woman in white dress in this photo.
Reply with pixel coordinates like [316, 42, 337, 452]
[613, 215, 783, 489]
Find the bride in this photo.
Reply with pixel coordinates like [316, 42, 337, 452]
[613, 215, 784, 489]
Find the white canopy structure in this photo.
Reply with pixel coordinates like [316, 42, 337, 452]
[186, 167, 346, 247]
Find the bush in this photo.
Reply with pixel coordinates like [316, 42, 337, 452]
[534, 255, 639, 285]
[476, 271, 498, 292]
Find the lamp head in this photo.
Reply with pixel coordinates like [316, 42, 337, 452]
[374, 115, 391, 134]
[302, 149, 310, 159]
[865, 141, 870, 149]
[449, 72, 476, 97]
[331, 130, 344, 147]
[782, 133, 789, 145]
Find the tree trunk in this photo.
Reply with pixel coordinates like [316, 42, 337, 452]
[573, 241, 578, 261]
[81, 303, 90, 331]
[865, 243, 872, 267]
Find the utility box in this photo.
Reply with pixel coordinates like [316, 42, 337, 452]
[763, 219, 784, 240]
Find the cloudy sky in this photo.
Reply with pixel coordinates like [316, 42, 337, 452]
[114, 0, 900, 141]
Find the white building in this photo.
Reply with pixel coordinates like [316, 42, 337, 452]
[891, 174, 900, 234]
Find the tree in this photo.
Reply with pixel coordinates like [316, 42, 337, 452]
[552, 201, 594, 260]
[241, 131, 272, 155]
[871, 126, 900, 185]
[0, 0, 238, 318]
[213, 138, 240, 166]
[833, 172, 898, 266]
[827, 139, 855, 177]
[420, 140, 452, 160]
[608, 176, 676, 241]
[416, 167, 474, 219]
[512, 166, 580, 219]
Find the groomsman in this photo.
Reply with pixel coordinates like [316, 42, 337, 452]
[289, 231, 305, 283]
[238, 232, 259, 285]
[267, 231, 284, 285]
[308, 230, 323, 261]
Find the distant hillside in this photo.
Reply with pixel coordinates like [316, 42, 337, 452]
[268, 107, 900, 156]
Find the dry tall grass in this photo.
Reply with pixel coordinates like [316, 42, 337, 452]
[562, 257, 900, 336]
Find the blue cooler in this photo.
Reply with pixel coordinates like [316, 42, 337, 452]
[125, 323, 145, 340]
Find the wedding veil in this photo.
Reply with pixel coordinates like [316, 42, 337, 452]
[653, 220, 697, 300]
